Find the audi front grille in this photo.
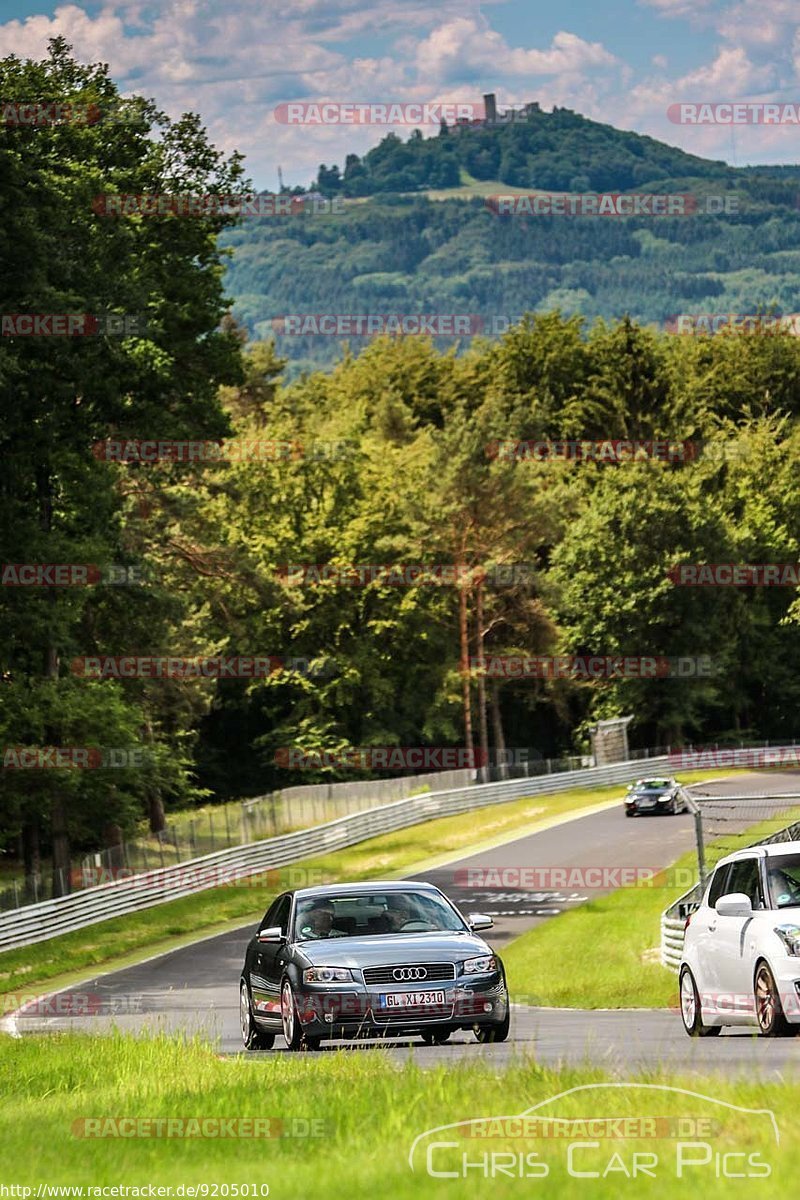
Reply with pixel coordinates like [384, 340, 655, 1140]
[361, 962, 457, 986]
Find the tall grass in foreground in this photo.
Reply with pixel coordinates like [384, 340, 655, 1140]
[0, 1032, 794, 1199]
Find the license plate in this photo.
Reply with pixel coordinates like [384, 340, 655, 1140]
[379, 990, 446, 1008]
[638, 798, 656, 808]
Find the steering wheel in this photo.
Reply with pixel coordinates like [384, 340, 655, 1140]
[400, 919, 435, 931]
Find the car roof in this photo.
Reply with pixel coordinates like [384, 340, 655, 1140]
[714, 840, 800, 868]
[632, 777, 676, 786]
[292, 880, 441, 901]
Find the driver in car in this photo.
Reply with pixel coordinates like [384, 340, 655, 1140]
[298, 900, 347, 939]
[384, 894, 414, 931]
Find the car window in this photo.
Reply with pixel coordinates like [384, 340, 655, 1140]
[261, 894, 291, 934]
[722, 858, 764, 909]
[765, 854, 800, 909]
[707, 864, 730, 908]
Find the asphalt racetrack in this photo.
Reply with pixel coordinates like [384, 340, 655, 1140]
[9, 771, 800, 1077]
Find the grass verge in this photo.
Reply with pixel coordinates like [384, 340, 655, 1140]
[0, 1032, 791, 1198]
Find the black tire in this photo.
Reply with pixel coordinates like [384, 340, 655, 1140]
[240, 979, 275, 1050]
[679, 967, 721, 1037]
[474, 1004, 510, 1044]
[420, 1027, 451, 1045]
[755, 961, 793, 1037]
[625, 810, 634, 818]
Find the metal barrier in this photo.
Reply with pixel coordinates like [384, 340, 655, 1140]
[0, 755, 673, 953]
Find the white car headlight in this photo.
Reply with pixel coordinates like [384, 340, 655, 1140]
[302, 967, 353, 984]
[463, 954, 498, 974]
[774, 925, 800, 957]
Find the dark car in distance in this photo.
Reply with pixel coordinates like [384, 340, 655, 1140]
[239, 880, 510, 1051]
[624, 777, 688, 817]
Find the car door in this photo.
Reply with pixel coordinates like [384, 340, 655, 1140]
[689, 863, 730, 1007]
[712, 856, 764, 1022]
[250, 893, 292, 1024]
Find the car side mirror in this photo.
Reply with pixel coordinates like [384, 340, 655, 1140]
[715, 893, 752, 918]
[469, 914, 494, 931]
[257, 925, 285, 943]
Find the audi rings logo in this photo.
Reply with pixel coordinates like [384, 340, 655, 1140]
[393, 967, 428, 981]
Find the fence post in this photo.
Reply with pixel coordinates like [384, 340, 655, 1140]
[209, 810, 215, 851]
[225, 804, 232, 847]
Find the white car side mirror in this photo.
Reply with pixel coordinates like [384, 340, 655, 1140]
[715, 893, 752, 918]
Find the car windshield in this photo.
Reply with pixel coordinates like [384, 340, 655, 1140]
[636, 780, 670, 791]
[293, 891, 468, 940]
[765, 855, 800, 909]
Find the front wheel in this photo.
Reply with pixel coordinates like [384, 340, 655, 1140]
[755, 962, 793, 1037]
[474, 1004, 510, 1044]
[240, 980, 275, 1050]
[679, 967, 720, 1037]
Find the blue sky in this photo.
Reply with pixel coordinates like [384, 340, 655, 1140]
[1, 1, 798, 189]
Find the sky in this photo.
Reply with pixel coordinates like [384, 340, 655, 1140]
[1, 0, 799, 189]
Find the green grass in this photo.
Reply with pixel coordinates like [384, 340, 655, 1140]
[399, 169, 536, 201]
[503, 801, 800, 1009]
[0, 1032, 792, 1198]
[0, 782, 622, 1006]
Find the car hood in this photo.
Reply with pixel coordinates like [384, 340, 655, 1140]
[297, 930, 493, 967]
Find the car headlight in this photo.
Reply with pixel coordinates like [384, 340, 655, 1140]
[463, 954, 498, 974]
[774, 925, 800, 957]
[302, 967, 354, 984]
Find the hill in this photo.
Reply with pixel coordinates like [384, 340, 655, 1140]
[221, 104, 800, 374]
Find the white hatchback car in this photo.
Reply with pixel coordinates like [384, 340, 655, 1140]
[680, 842, 800, 1037]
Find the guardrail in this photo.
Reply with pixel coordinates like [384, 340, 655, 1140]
[0, 754, 673, 954]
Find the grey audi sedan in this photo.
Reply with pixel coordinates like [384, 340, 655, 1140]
[239, 880, 510, 1050]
